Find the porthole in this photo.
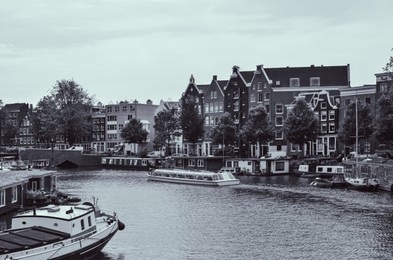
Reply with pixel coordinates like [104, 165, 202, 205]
[54, 223, 58, 227]
[22, 221, 26, 225]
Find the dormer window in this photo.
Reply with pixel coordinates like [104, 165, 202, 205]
[290, 78, 300, 87]
[310, 77, 320, 86]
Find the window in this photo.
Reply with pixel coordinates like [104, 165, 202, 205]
[188, 159, 196, 167]
[205, 117, 209, 126]
[251, 94, 255, 102]
[310, 77, 320, 86]
[275, 162, 285, 171]
[329, 122, 335, 133]
[329, 137, 336, 150]
[258, 93, 263, 102]
[88, 216, 92, 227]
[197, 160, 204, 168]
[114, 106, 119, 112]
[380, 82, 388, 93]
[219, 102, 223, 112]
[81, 219, 85, 230]
[321, 111, 327, 121]
[365, 97, 371, 104]
[275, 130, 283, 140]
[257, 82, 263, 90]
[205, 104, 209, 113]
[264, 92, 270, 101]
[276, 116, 283, 126]
[11, 187, 17, 203]
[107, 106, 112, 113]
[122, 106, 127, 112]
[276, 104, 283, 114]
[289, 78, 300, 87]
[329, 110, 335, 120]
[321, 122, 327, 133]
[128, 115, 133, 120]
[0, 190, 4, 206]
[321, 102, 327, 109]
[32, 181, 37, 192]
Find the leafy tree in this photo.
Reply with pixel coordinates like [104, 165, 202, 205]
[153, 108, 181, 156]
[375, 89, 393, 144]
[2, 121, 17, 145]
[211, 112, 236, 146]
[32, 96, 58, 145]
[179, 94, 205, 155]
[121, 118, 149, 154]
[34, 79, 94, 146]
[338, 100, 374, 149]
[240, 105, 275, 156]
[283, 97, 319, 157]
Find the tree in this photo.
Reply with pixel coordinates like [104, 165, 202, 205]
[375, 89, 393, 144]
[338, 100, 374, 152]
[240, 105, 275, 157]
[211, 113, 237, 156]
[179, 94, 205, 155]
[121, 118, 149, 154]
[211, 112, 236, 146]
[2, 121, 17, 145]
[153, 108, 181, 156]
[283, 97, 319, 157]
[34, 79, 94, 146]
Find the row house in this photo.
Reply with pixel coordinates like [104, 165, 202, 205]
[0, 103, 34, 148]
[91, 104, 106, 153]
[203, 75, 227, 156]
[104, 99, 158, 155]
[182, 64, 351, 158]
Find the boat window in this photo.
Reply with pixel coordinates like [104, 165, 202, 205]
[317, 167, 323, 172]
[81, 219, 85, 230]
[204, 176, 213, 181]
[197, 176, 203, 180]
[218, 174, 224, 180]
[327, 168, 332, 173]
[337, 168, 343, 173]
[212, 175, 218, 180]
[88, 216, 92, 227]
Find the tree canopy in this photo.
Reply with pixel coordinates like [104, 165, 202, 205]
[211, 112, 237, 146]
[153, 108, 181, 155]
[179, 94, 205, 154]
[240, 105, 274, 145]
[338, 100, 374, 146]
[34, 79, 94, 146]
[283, 97, 320, 150]
[121, 118, 149, 144]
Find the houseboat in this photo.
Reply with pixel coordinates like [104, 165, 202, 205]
[101, 156, 154, 170]
[296, 158, 341, 178]
[0, 170, 57, 216]
[147, 168, 240, 186]
[0, 201, 125, 260]
[259, 155, 291, 175]
[224, 158, 260, 175]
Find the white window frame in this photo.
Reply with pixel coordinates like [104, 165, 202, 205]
[310, 77, 320, 86]
[0, 190, 5, 206]
[289, 78, 300, 87]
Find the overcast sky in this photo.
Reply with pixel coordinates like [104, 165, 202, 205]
[1, 0, 392, 106]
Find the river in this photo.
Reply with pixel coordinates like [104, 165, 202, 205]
[4, 169, 393, 259]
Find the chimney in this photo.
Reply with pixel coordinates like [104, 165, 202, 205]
[146, 99, 153, 105]
[213, 75, 217, 81]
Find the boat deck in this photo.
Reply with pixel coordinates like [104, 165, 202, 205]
[0, 226, 70, 254]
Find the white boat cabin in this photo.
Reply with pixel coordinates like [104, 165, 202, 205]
[12, 204, 98, 237]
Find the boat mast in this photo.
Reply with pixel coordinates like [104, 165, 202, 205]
[355, 97, 359, 177]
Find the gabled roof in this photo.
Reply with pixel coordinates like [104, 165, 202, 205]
[264, 65, 350, 87]
[1, 103, 27, 112]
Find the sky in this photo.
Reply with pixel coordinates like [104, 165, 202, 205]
[1, 0, 392, 107]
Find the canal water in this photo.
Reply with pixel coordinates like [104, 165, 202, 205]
[4, 169, 393, 259]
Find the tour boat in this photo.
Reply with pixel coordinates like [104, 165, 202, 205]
[0, 201, 125, 260]
[147, 168, 240, 186]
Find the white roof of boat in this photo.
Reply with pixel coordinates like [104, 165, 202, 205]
[16, 204, 94, 220]
[154, 168, 217, 176]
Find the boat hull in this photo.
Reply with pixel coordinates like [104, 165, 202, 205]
[147, 175, 240, 186]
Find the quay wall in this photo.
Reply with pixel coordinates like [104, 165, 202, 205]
[20, 149, 103, 167]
